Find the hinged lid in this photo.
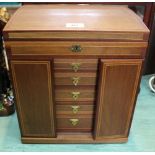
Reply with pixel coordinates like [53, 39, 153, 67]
[3, 5, 149, 41]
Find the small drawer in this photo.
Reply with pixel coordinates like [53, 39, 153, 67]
[56, 101, 95, 105]
[54, 59, 98, 72]
[54, 72, 97, 86]
[56, 105, 94, 115]
[56, 115, 93, 132]
[55, 89, 95, 102]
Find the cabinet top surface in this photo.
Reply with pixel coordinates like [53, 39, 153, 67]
[4, 4, 149, 33]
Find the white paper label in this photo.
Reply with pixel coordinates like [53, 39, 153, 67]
[66, 23, 85, 28]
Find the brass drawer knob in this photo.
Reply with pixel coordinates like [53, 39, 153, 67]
[71, 92, 80, 100]
[71, 63, 81, 72]
[72, 77, 80, 86]
[71, 45, 82, 52]
[71, 105, 80, 114]
[69, 119, 79, 126]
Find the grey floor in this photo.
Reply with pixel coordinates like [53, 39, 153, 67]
[0, 75, 155, 152]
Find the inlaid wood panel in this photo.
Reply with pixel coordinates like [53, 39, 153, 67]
[95, 59, 142, 139]
[11, 61, 56, 137]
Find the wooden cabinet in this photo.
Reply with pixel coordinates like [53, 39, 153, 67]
[3, 5, 149, 143]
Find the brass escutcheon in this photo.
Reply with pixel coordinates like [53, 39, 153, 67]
[71, 45, 82, 52]
[71, 105, 80, 114]
[72, 77, 80, 86]
[69, 119, 79, 126]
[71, 63, 81, 72]
[71, 92, 80, 100]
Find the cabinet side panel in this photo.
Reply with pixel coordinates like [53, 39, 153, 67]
[95, 59, 142, 138]
[11, 61, 56, 137]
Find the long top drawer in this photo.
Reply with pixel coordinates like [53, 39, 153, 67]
[5, 41, 147, 58]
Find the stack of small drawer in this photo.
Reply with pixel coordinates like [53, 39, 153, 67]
[54, 59, 98, 132]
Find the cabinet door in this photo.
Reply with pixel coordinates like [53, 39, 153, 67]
[95, 59, 142, 139]
[11, 61, 56, 137]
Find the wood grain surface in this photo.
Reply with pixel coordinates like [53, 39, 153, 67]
[5, 41, 147, 58]
[4, 5, 149, 32]
[95, 59, 142, 139]
[3, 4, 149, 143]
[10, 61, 56, 137]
